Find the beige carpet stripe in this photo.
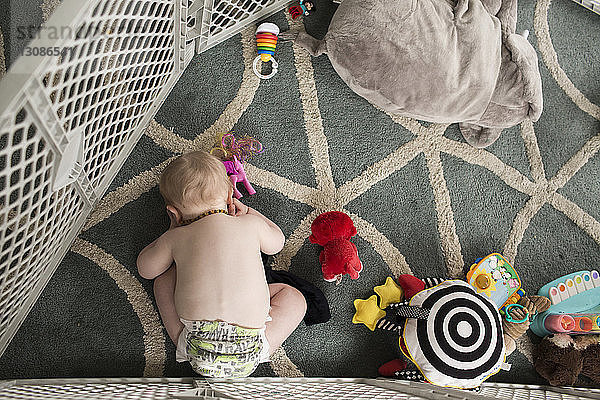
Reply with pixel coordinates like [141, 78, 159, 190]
[424, 150, 464, 279]
[0, 28, 5, 79]
[534, 0, 600, 121]
[440, 137, 537, 196]
[244, 163, 321, 206]
[41, 0, 61, 22]
[502, 132, 600, 263]
[503, 195, 547, 264]
[270, 346, 304, 377]
[145, 27, 260, 154]
[272, 210, 321, 271]
[337, 139, 422, 205]
[550, 192, 600, 246]
[144, 120, 194, 154]
[71, 238, 166, 377]
[290, 18, 335, 194]
[385, 112, 428, 137]
[83, 157, 173, 231]
[548, 133, 600, 192]
[513, 119, 548, 270]
[520, 119, 547, 183]
[191, 26, 262, 150]
[347, 211, 411, 277]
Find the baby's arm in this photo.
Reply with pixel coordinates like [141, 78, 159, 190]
[137, 232, 174, 279]
[231, 199, 285, 255]
[250, 207, 285, 255]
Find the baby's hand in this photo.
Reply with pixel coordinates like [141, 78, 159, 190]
[228, 198, 249, 216]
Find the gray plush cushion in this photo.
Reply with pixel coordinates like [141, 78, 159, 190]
[296, 0, 543, 146]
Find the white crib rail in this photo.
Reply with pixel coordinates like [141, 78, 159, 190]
[572, 0, 600, 15]
[188, 0, 292, 53]
[0, 378, 599, 400]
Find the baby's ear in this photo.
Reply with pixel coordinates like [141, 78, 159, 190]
[166, 205, 182, 225]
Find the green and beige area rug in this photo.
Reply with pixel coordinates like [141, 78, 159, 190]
[1, 0, 599, 385]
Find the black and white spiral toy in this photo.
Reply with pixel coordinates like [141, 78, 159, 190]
[403, 280, 505, 389]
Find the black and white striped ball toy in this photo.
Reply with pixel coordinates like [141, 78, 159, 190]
[402, 280, 505, 389]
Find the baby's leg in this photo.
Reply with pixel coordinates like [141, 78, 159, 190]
[153, 265, 184, 345]
[265, 283, 307, 354]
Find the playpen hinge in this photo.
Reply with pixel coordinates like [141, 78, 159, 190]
[194, 0, 215, 53]
[171, 379, 236, 399]
[174, 0, 189, 75]
[187, 0, 205, 42]
[23, 79, 96, 207]
[24, 79, 69, 150]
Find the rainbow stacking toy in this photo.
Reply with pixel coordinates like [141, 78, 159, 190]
[253, 22, 279, 79]
[530, 270, 600, 336]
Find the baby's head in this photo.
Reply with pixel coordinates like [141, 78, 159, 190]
[160, 151, 231, 221]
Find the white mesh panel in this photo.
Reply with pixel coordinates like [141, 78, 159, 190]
[479, 384, 600, 400]
[40, 0, 177, 190]
[189, 0, 292, 53]
[209, 0, 272, 36]
[0, 379, 598, 400]
[0, 104, 86, 341]
[572, 0, 600, 16]
[0, 380, 193, 400]
[204, 379, 413, 400]
[0, 0, 188, 357]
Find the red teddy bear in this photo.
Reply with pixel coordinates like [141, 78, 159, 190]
[309, 211, 363, 283]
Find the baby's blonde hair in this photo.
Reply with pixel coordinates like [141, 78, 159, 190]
[159, 151, 231, 208]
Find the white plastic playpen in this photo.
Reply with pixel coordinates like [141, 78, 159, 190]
[572, 0, 600, 15]
[1, 378, 599, 400]
[0, 0, 597, 397]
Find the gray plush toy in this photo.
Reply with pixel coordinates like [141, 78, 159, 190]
[294, 0, 543, 148]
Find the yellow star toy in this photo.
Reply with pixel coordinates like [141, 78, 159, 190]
[374, 277, 404, 308]
[352, 295, 386, 331]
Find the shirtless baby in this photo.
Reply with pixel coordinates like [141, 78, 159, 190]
[137, 151, 307, 378]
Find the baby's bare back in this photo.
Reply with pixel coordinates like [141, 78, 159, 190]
[168, 214, 270, 329]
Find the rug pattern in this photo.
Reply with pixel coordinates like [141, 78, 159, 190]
[0, 0, 599, 384]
